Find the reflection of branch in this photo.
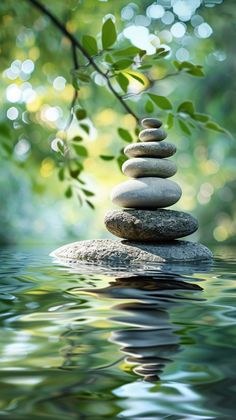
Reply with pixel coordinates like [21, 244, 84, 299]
[27, 0, 139, 122]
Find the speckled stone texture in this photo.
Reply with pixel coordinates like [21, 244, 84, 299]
[104, 209, 198, 241]
[50, 239, 212, 266]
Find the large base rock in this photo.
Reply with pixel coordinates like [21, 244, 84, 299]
[50, 239, 212, 267]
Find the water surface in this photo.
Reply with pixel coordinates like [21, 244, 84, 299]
[0, 246, 235, 419]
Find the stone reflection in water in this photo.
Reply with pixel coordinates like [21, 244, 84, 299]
[88, 272, 204, 382]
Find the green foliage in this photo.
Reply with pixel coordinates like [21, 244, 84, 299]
[82, 35, 98, 55]
[148, 94, 173, 110]
[102, 18, 117, 49]
[117, 128, 133, 143]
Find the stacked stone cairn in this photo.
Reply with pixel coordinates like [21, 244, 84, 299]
[104, 117, 198, 243]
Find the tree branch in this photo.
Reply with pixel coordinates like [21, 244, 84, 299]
[27, 0, 139, 122]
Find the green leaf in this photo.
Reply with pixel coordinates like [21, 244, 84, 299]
[75, 109, 87, 120]
[205, 121, 227, 134]
[166, 113, 174, 129]
[58, 168, 64, 181]
[73, 144, 88, 157]
[72, 69, 90, 83]
[72, 135, 83, 142]
[148, 94, 172, 110]
[69, 168, 81, 179]
[138, 64, 152, 70]
[177, 101, 195, 115]
[178, 119, 191, 135]
[127, 72, 145, 85]
[117, 154, 128, 171]
[99, 155, 115, 161]
[145, 100, 154, 113]
[113, 59, 133, 70]
[80, 123, 90, 134]
[116, 73, 129, 92]
[65, 186, 73, 198]
[102, 18, 117, 49]
[82, 35, 98, 55]
[114, 46, 143, 57]
[0, 123, 11, 139]
[118, 128, 133, 143]
[72, 75, 80, 90]
[192, 113, 209, 123]
[86, 199, 95, 209]
[82, 188, 95, 197]
[154, 48, 170, 59]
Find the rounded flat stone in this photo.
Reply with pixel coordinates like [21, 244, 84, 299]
[50, 239, 213, 266]
[122, 157, 177, 178]
[139, 128, 167, 142]
[124, 141, 176, 158]
[141, 118, 162, 128]
[104, 209, 198, 241]
[111, 177, 182, 209]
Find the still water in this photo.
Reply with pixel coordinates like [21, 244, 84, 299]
[0, 246, 235, 419]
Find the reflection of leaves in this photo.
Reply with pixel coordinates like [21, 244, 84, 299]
[102, 18, 116, 49]
[148, 93, 172, 110]
[118, 128, 133, 143]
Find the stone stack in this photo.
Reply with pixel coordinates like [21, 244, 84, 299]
[104, 117, 198, 242]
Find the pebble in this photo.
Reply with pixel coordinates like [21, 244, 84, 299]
[104, 209, 198, 241]
[124, 141, 176, 158]
[111, 177, 182, 209]
[122, 157, 177, 179]
[141, 118, 162, 128]
[139, 128, 167, 142]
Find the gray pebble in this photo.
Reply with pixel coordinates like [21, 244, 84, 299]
[111, 177, 182, 209]
[124, 141, 176, 158]
[122, 157, 177, 178]
[141, 118, 162, 128]
[139, 128, 167, 142]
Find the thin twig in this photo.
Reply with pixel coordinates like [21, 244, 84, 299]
[27, 0, 139, 122]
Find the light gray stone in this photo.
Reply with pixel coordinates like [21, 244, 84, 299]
[141, 118, 162, 128]
[139, 128, 167, 142]
[124, 141, 176, 159]
[50, 239, 213, 266]
[122, 157, 177, 179]
[111, 177, 182, 209]
[104, 209, 198, 241]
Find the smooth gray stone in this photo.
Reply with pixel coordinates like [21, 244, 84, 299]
[139, 128, 167, 142]
[124, 141, 176, 158]
[122, 157, 177, 178]
[50, 239, 213, 265]
[104, 209, 198, 241]
[141, 118, 162, 128]
[111, 177, 182, 209]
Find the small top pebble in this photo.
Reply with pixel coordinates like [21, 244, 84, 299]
[141, 118, 162, 128]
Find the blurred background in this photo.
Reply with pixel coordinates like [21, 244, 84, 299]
[0, 0, 235, 247]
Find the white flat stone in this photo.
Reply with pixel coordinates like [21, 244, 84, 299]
[139, 128, 167, 142]
[124, 141, 176, 158]
[111, 177, 182, 209]
[122, 157, 177, 178]
[141, 118, 162, 128]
